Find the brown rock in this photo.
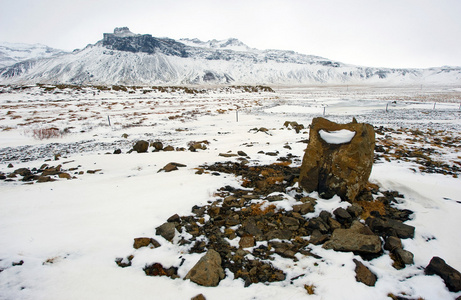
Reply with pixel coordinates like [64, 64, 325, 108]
[133, 140, 149, 153]
[133, 237, 161, 249]
[239, 235, 256, 248]
[184, 249, 225, 286]
[299, 117, 375, 201]
[58, 172, 72, 179]
[191, 294, 206, 300]
[323, 228, 382, 254]
[354, 259, 377, 286]
[156, 222, 176, 241]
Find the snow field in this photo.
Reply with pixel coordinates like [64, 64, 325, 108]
[0, 86, 460, 299]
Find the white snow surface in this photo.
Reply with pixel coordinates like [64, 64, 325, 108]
[319, 129, 356, 144]
[0, 85, 460, 300]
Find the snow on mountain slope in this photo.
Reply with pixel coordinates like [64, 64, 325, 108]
[0, 42, 67, 68]
[0, 27, 460, 86]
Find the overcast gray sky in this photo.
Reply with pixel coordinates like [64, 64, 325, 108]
[1, 0, 460, 68]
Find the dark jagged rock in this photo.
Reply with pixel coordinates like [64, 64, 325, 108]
[155, 222, 176, 241]
[366, 216, 415, 239]
[354, 259, 377, 286]
[103, 27, 188, 57]
[425, 256, 461, 292]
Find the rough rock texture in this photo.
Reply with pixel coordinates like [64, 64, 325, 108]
[155, 222, 176, 241]
[425, 256, 461, 292]
[354, 259, 377, 286]
[299, 117, 375, 201]
[323, 228, 382, 254]
[184, 249, 225, 287]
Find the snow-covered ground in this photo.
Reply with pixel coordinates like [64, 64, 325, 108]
[0, 85, 460, 300]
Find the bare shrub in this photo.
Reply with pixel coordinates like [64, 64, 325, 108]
[32, 128, 62, 140]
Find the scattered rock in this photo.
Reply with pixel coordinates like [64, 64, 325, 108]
[133, 140, 149, 153]
[366, 216, 415, 239]
[163, 145, 175, 151]
[354, 259, 377, 286]
[133, 237, 161, 249]
[87, 169, 102, 174]
[144, 263, 179, 279]
[7, 163, 13, 168]
[184, 249, 225, 287]
[425, 256, 461, 292]
[151, 141, 163, 151]
[237, 151, 248, 156]
[392, 248, 414, 268]
[58, 172, 72, 179]
[191, 294, 206, 300]
[239, 235, 256, 248]
[156, 222, 176, 241]
[299, 117, 375, 201]
[219, 153, 238, 158]
[158, 162, 187, 173]
[113, 149, 122, 154]
[323, 228, 382, 255]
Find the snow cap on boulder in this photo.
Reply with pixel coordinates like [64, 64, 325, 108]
[299, 117, 375, 201]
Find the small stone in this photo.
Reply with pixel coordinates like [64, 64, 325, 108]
[151, 141, 163, 151]
[156, 222, 176, 241]
[425, 257, 461, 292]
[384, 236, 402, 252]
[333, 207, 352, 223]
[239, 235, 256, 248]
[133, 140, 149, 153]
[58, 173, 72, 179]
[219, 153, 238, 157]
[133, 237, 161, 249]
[184, 249, 225, 287]
[394, 248, 414, 266]
[163, 145, 175, 151]
[237, 151, 248, 156]
[347, 203, 363, 218]
[191, 294, 206, 300]
[167, 214, 181, 223]
[354, 259, 377, 286]
[7, 163, 13, 168]
[113, 149, 122, 154]
[293, 203, 315, 214]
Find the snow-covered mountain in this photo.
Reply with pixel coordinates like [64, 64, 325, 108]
[1, 27, 460, 86]
[0, 42, 67, 69]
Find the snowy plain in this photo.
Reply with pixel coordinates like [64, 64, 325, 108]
[0, 85, 460, 300]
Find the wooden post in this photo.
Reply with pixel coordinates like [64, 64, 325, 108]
[323, 107, 326, 116]
[386, 103, 389, 113]
[108, 116, 111, 126]
[433, 102, 436, 110]
[236, 110, 238, 122]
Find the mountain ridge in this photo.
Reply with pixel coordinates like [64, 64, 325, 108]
[1, 27, 460, 86]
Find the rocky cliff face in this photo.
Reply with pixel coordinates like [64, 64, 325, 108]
[1, 27, 460, 85]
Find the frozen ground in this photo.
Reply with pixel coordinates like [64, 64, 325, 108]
[0, 84, 460, 300]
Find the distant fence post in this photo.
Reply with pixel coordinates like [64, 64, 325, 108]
[236, 109, 239, 122]
[108, 116, 111, 126]
[433, 102, 436, 110]
[386, 103, 389, 113]
[323, 107, 326, 116]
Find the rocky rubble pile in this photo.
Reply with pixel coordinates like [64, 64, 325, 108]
[116, 161, 430, 288]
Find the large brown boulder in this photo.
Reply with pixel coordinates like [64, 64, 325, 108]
[299, 117, 375, 201]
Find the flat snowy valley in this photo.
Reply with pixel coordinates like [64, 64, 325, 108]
[0, 84, 460, 300]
